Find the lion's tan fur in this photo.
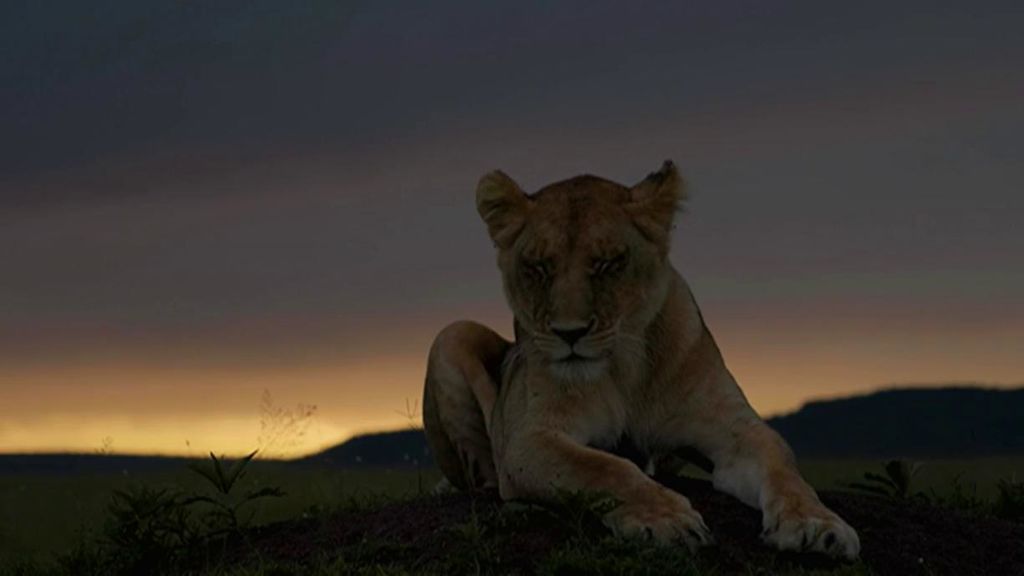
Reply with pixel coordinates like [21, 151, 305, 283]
[423, 162, 860, 558]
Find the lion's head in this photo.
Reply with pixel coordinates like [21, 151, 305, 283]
[476, 161, 685, 380]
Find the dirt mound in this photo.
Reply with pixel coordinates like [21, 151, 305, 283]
[244, 476, 1024, 575]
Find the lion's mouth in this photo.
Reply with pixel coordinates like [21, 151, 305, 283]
[555, 351, 602, 364]
[548, 351, 608, 381]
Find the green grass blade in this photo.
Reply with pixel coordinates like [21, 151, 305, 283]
[188, 458, 226, 493]
[222, 450, 260, 494]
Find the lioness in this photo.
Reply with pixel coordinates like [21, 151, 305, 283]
[422, 161, 859, 558]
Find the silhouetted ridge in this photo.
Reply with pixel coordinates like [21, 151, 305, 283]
[300, 429, 430, 468]
[5, 386, 1023, 474]
[768, 385, 1024, 458]
[0, 454, 188, 475]
[296, 386, 1024, 467]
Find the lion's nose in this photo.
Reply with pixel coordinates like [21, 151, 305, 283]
[550, 320, 594, 346]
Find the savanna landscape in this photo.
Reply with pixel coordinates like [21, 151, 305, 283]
[3, 388, 1023, 575]
[4, 2, 1023, 576]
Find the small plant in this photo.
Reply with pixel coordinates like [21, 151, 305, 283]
[95, 436, 115, 456]
[395, 397, 427, 495]
[56, 450, 289, 576]
[847, 459, 924, 500]
[256, 390, 318, 458]
[993, 476, 1024, 522]
[186, 450, 286, 537]
[447, 502, 497, 574]
[929, 473, 986, 513]
[545, 488, 621, 540]
[103, 484, 196, 573]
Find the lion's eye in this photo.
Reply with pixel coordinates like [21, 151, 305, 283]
[592, 253, 627, 276]
[523, 260, 550, 281]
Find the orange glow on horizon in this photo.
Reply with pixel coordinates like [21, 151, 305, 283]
[1, 298, 1020, 457]
[2, 319, 1021, 458]
[0, 357, 432, 458]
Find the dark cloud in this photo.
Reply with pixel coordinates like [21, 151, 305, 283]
[3, 0, 1021, 201]
[1, 1, 1022, 446]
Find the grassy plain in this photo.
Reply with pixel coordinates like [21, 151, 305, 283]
[0, 463, 440, 562]
[1, 456, 1021, 573]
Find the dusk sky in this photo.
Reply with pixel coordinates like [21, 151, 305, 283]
[1, 1, 1022, 457]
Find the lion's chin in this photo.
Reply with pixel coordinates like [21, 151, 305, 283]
[549, 355, 608, 382]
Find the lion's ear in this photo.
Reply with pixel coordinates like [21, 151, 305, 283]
[476, 170, 529, 248]
[626, 160, 686, 245]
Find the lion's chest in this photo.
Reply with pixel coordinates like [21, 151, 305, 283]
[533, 376, 635, 447]
[496, 351, 662, 451]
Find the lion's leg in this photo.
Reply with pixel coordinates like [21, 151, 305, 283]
[680, 375, 861, 559]
[499, 429, 712, 550]
[713, 420, 859, 559]
[422, 321, 509, 491]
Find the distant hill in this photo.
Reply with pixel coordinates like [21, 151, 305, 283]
[0, 453, 189, 475]
[4, 385, 1022, 475]
[297, 429, 430, 468]
[299, 385, 1024, 466]
[768, 385, 1024, 458]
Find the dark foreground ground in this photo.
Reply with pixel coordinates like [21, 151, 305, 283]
[238, 476, 1024, 576]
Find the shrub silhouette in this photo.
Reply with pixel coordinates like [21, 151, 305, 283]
[994, 478, 1024, 522]
[847, 459, 923, 500]
[65, 450, 287, 576]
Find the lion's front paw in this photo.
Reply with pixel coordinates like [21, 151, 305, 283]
[603, 489, 712, 551]
[762, 499, 860, 560]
